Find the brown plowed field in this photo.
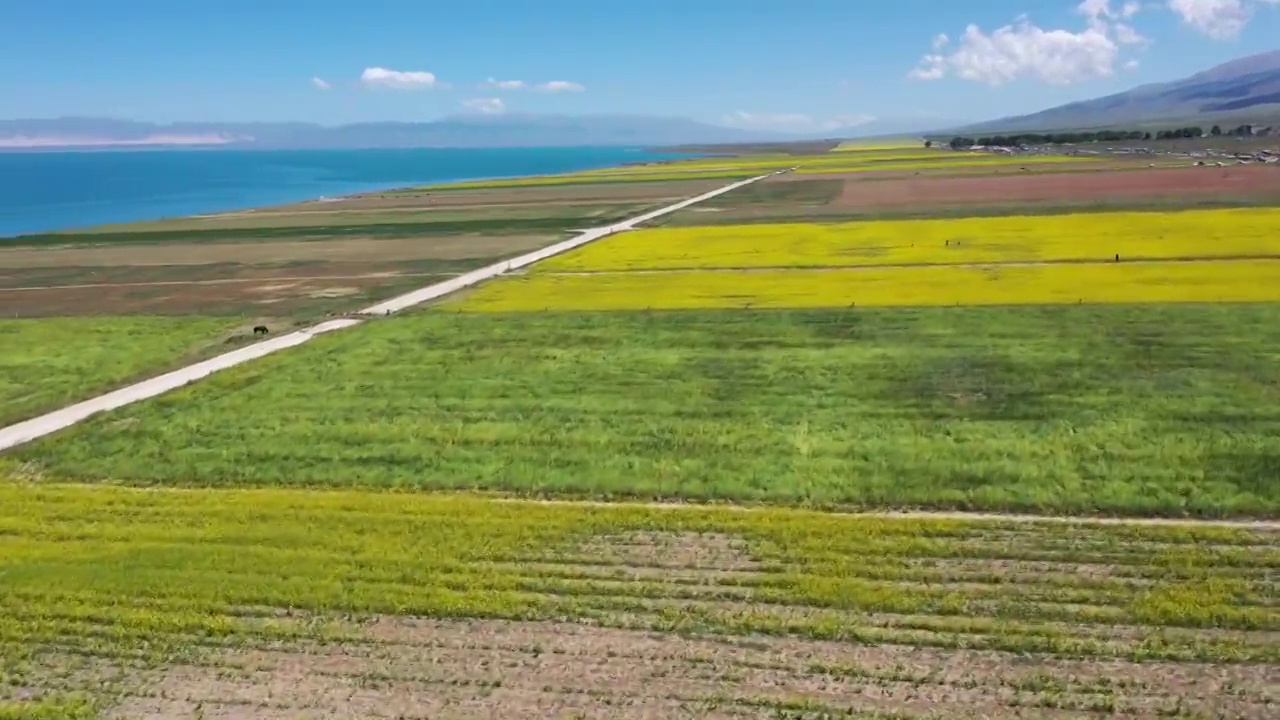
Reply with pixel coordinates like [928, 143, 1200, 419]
[103, 617, 1278, 720]
[834, 164, 1280, 210]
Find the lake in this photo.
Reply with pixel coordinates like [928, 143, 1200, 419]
[0, 146, 682, 237]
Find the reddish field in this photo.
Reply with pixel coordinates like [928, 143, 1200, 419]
[834, 164, 1280, 210]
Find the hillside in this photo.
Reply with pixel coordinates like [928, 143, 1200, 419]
[955, 50, 1280, 134]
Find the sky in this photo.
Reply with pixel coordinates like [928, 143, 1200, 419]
[1, 0, 1278, 132]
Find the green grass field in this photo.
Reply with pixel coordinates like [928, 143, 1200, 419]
[1, 485, 1273, 717]
[0, 317, 238, 426]
[7, 214, 628, 247]
[12, 305, 1279, 518]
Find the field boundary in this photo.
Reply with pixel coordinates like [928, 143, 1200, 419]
[0, 172, 781, 454]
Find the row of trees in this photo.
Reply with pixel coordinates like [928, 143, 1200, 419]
[946, 124, 1258, 150]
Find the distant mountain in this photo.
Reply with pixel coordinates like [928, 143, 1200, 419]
[0, 114, 797, 151]
[952, 50, 1280, 134]
[821, 116, 971, 139]
[0, 112, 977, 152]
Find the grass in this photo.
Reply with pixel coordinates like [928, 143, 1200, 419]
[457, 260, 1280, 310]
[0, 317, 238, 426]
[602, 151, 1091, 175]
[690, 179, 845, 209]
[653, 197, 1280, 228]
[832, 139, 929, 152]
[791, 154, 1093, 174]
[11, 306, 1280, 518]
[0, 484, 1274, 715]
[69, 204, 649, 234]
[540, 208, 1280, 272]
[419, 152, 1091, 191]
[422, 169, 760, 190]
[6, 215, 624, 247]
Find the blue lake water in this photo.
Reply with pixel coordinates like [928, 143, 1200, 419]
[0, 146, 687, 238]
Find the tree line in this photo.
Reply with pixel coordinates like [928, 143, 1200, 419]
[946, 124, 1258, 150]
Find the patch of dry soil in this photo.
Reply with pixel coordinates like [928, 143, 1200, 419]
[99, 617, 1275, 720]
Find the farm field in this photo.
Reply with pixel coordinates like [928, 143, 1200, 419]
[461, 205, 1280, 310]
[0, 317, 238, 426]
[655, 164, 1280, 226]
[423, 148, 1098, 191]
[458, 260, 1280, 310]
[0, 178, 719, 318]
[6, 138, 1280, 719]
[538, 208, 1280, 272]
[12, 306, 1280, 518]
[421, 168, 763, 190]
[832, 138, 926, 151]
[1, 485, 1275, 719]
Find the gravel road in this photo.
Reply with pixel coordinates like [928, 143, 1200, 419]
[0, 171, 782, 453]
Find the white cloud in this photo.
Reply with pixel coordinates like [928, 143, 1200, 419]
[722, 111, 876, 133]
[359, 67, 441, 90]
[311, 77, 331, 91]
[485, 77, 526, 90]
[461, 97, 505, 115]
[1164, 0, 1280, 39]
[534, 80, 585, 93]
[908, 2, 1154, 86]
[1125, 58, 1141, 70]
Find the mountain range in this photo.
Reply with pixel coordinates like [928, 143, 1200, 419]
[953, 50, 1280, 135]
[5, 50, 1279, 150]
[0, 113, 967, 151]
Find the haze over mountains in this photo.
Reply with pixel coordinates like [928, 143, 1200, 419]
[0, 114, 967, 151]
[955, 50, 1280, 134]
[4, 51, 1279, 150]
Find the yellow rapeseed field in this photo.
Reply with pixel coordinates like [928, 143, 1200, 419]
[422, 168, 759, 189]
[793, 154, 1090, 174]
[832, 139, 927, 151]
[454, 260, 1280, 311]
[538, 208, 1280, 272]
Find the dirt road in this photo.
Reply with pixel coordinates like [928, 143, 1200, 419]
[0, 172, 781, 453]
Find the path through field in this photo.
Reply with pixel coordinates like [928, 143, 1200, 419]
[0, 171, 784, 453]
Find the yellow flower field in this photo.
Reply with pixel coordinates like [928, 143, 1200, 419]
[424, 150, 1093, 189]
[422, 168, 761, 189]
[538, 208, 1280, 272]
[454, 260, 1280, 312]
[793, 154, 1089, 174]
[832, 139, 927, 152]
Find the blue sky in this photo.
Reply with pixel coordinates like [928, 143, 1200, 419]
[2, 0, 1277, 131]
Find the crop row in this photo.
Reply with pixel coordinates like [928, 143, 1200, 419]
[422, 168, 760, 190]
[424, 153, 1093, 190]
[1, 486, 1274, 635]
[2, 485, 1274, 715]
[583, 150, 1085, 174]
[455, 259, 1280, 311]
[536, 209, 1280, 273]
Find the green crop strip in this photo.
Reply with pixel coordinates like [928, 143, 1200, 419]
[14, 305, 1280, 518]
[0, 317, 239, 426]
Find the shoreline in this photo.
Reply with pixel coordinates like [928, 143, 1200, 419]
[0, 146, 699, 239]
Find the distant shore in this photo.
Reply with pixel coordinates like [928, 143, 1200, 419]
[0, 146, 686, 238]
